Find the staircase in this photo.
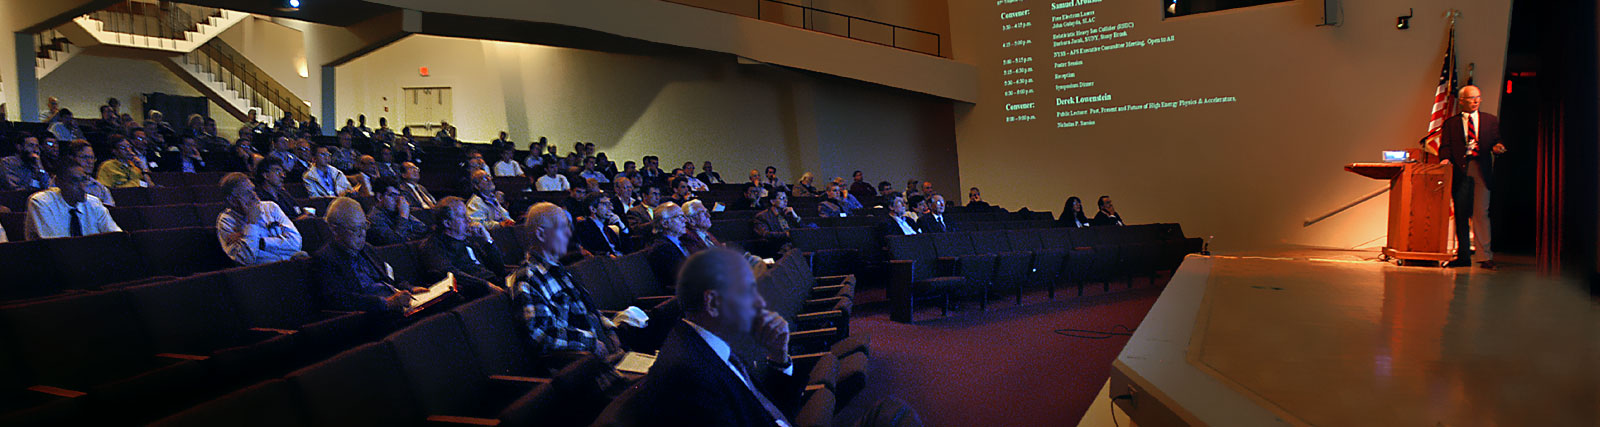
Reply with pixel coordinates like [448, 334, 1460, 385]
[35, 29, 82, 79]
[61, 1, 249, 53]
[161, 39, 311, 123]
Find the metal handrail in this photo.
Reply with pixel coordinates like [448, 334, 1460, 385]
[664, 0, 943, 57]
[86, 2, 222, 41]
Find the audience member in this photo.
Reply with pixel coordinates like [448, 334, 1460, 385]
[535, 162, 571, 191]
[64, 140, 114, 206]
[609, 177, 639, 219]
[375, 147, 402, 178]
[1, 134, 52, 192]
[39, 97, 60, 122]
[419, 196, 506, 295]
[330, 132, 358, 171]
[348, 155, 380, 197]
[752, 192, 802, 249]
[510, 202, 624, 364]
[697, 161, 724, 184]
[1060, 196, 1091, 228]
[491, 131, 513, 152]
[158, 137, 208, 173]
[849, 170, 875, 201]
[762, 166, 788, 194]
[793, 172, 821, 196]
[253, 157, 311, 220]
[618, 160, 641, 185]
[47, 108, 83, 141]
[921, 181, 936, 197]
[366, 177, 429, 246]
[355, 115, 374, 137]
[626, 185, 664, 234]
[646, 202, 690, 290]
[680, 162, 709, 191]
[313, 197, 425, 315]
[1092, 195, 1125, 226]
[916, 194, 954, 233]
[524, 138, 549, 170]
[399, 162, 438, 210]
[667, 176, 697, 205]
[598, 248, 802, 426]
[217, 172, 303, 265]
[966, 187, 992, 210]
[493, 148, 524, 177]
[466, 169, 516, 230]
[730, 184, 764, 211]
[905, 195, 926, 222]
[579, 157, 610, 183]
[374, 117, 395, 141]
[818, 183, 850, 218]
[303, 146, 355, 197]
[876, 193, 919, 241]
[904, 179, 923, 200]
[574, 193, 626, 257]
[681, 199, 720, 253]
[97, 137, 152, 188]
[23, 165, 120, 240]
[639, 156, 665, 188]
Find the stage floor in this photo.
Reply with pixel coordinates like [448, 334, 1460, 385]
[1111, 255, 1598, 426]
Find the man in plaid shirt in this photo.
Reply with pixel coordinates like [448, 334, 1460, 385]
[511, 202, 622, 361]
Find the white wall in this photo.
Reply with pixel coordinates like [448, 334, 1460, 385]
[216, 16, 310, 102]
[37, 53, 243, 135]
[336, 34, 957, 188]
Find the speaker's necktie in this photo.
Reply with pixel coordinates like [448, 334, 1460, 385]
[1466, 114, 1478, 157]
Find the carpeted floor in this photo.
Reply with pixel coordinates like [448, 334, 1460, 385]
[836, 278, 1167, 426]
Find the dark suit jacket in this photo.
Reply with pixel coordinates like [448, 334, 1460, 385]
[915, 213, 954, 233]
[696, 171, 724, 184]
[876, 216, 917, 244]
[1437, 111, 1505, 186]
[626, 204, 656, 236]
[594, 321, 804, 427]
[156, 153, 208, 173]
[1092, 212, 1124, 226]
[647, 236, 689, 291]
[575, 216, 624, 256]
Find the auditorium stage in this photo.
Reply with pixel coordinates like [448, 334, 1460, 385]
[1109, 254, 1598, 426]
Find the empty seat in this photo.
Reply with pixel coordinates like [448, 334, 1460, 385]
[930, 232, 995, 308]
[122, 273, 296, 383]
[285, 342, 421, 427]
[374, 243, 420, 286]
[148, 379, 307, 427]
[0, 239, 67, 301]
[109, 187, 152, 206]
[971, 230, 1035, 304]
[0, 212, 26, 241]
[451, 292, 535, 377]
[147, 187, 195, 205]
[46, 232, 164, 290]
[134, 204, 203, 230]
[222, 259, 367, 359]
[884, 234, 966, 323]
[386, 313, 527, 419]
[131, 227, 233, 277]
[1007, 229, 1068, 297]
[107, 207, 146, 231]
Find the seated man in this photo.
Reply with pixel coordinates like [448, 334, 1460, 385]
[626, 185, 664, 236]
[366, 176, 429, 246]
[466, 169, 516, 230]
[419, 196, 506, 296]
[24, 165, 120, 240]
[965, 187, 992, 210]
[1092, 195, 1125, 226]
[302, 146, 355, 197]
[399, 162, 438, 210]
[347, 155, 380, 197]
[535, 162, 571, 191]
[492, 148, 524, 177]
[596, 248, 802, 426]
[313, 197, 426, 314]
[875, 193, 919, 243]
[751, 191, 801, 247]
[915, 194, 955, 233]
[730, 184, 764, 211]
[667, 176, 697, 205]
[157, 137, 207, 173]
[510, 202, 625, 365]
[609, 177, 639, 219]
[216, 172, 303, 265]
[646, 202, 691, 291]
[696, 161, 724, 184]
[97, 137, 152, 188]
[1, 134, 52, 192]
[817, 182, 851, 218]
[574, 193, 627, 257]
[63, 140, 114, 206]
[680, 199, 721, 253]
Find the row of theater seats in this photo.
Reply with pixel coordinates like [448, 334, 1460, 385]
[884, 224, 1201, 322]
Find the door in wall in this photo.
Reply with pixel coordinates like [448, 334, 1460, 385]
[402, 87, 452, 136]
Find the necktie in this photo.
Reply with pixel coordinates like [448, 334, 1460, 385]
[69, 207, 83, 237]
[322, 169, 337, 192]
[727, 353, 791, 426]
[936, 216, 945, 231]
[1466, 114, 1478, 156]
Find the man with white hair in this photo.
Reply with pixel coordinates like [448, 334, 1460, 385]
[312, 197, 424, 314]
[216, 172, 302, 265]
[509, 202, 624, 366]
[646, 201, 690, 290]
[467, 169, 515, 230]
[1438, 85, 1507, 269]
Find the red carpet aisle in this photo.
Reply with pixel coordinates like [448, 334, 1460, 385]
[838, 281, 1166, 426]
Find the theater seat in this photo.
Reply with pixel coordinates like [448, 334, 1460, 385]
[451, 292, 535, 377]
[796, 386, 836, 427]
[971, 230, 1036, 304]
[497, 354, 623, 427]
[222, 259, 367, 360]
[930, 232, 995, 310]
[122, 273, 296, 384]
[286, 342, 420, 427]
[374, 243, 420, 286]
[0, 239, 67, 302]
[1006, 230, 1068, 298]
[46, 232, 167, 290]
[885, 234, 966, 323]
[385, 312, 532, 420]
[135, 204, 203, 230]
[148, 379, 307, 427]
[131, 227, 233, 277]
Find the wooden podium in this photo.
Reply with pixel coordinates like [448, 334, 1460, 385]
[1345, 162, 1454, 263]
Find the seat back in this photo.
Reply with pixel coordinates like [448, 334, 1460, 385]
[189, 187, 230, 205]
[193, 203, 227, 224]
[0, 211, 27, 241]
[108, 207, 146, 231]
[374, 243, 419, 286]
[930, 232, 976, 257]
[1005, 229, 1044, 251]
[450, 292, 531, 376]
[122, 272, 247, 355]
[286, 342, 419, 427]
[148, 187, 195, 205]
[294, 217, 327, 252]
[110, 187, 152, 206]
[149, 379, 307, 427]
[223, 259, 318, 329]
[569, 256, 625, 311]
[132, 227, 232, 277]
[46, 231, 151, 290]
[613, 251, 664, 300]
[383, 312, 488, 416]
[135, 204, 203, 230]
[834, 226, 882, 262]
[181, 172, 231, 188]
[790, 228, 838, 253]
[490, 226, 523, 261]
[885, 234, 937, 280]
[969, 230, 1013, 254]
[709, 219, 756, 243]
[0, 239, 65, 301]
[0, 291, 153, 387]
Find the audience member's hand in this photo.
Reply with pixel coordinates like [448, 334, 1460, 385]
[1492, 143, 1507, 154]
[1440, 159, 1451, 165]
[296, 213, 315, 221]
[754, 310, 790, 363]
[500, 219, 517, 228]
[397, 198, 411, 217]
[385, 291, 412, 311]
[410, 286, 429, 293]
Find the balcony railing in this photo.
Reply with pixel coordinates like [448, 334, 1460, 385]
[178, 38, 311, 121]
[663, 0, 943, 57]
[85, 1, 224, 40]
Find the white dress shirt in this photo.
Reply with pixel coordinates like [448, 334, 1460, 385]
[893, 215, 918, 235]
[685, 176, 709, 192]
[24, 189, 121, 240]
[1461, 110, 1480, 153]
[493, 160, 525, 177]
[467, 193, 513, 229]
[217, 201, 303, 265]
[302, 165, 353, 197]
[535, 174, 570, 191]
[579, 170, 610, 183]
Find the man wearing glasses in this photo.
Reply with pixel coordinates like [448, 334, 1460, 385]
[647, 202, 691, 291]
[1438, 85, 1507, 269]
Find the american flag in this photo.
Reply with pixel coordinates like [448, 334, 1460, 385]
[1421, 23, 1457, 156]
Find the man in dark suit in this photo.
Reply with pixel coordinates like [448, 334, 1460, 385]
[1092, 195, 1124, 226]
[915, 194, 955, 233]
[156, 137, 208, 173]
[646, 202, 690, 291]
[875, 193, 920, 244]
[1437, 85, 1507, 269]
[575, 193, 626, 257]
[595, 248, 803, 427]
[626, 185, 663, 237]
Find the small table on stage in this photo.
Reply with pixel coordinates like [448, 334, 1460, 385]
[1345, 162, 1454, 264]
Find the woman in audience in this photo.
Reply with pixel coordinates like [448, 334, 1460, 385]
[794, 172, 822, 196]
[254, 156, 313, 220]
[1059, 196, 1091, 228]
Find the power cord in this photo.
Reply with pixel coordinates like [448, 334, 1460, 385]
[1053, 324, 1135, 339]
[1108, 387, 1134, 427]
